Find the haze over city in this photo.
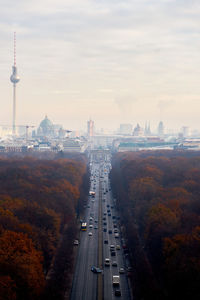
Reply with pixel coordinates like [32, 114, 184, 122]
[0, 0, 200, 131]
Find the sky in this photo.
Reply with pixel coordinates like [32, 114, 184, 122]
[0, 0, 200, 132]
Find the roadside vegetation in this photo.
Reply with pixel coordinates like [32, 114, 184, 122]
[0, 153, 89, 300]
[110, 150, 200, 300]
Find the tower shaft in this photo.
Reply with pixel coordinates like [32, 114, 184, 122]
[12, 83, 16, 135]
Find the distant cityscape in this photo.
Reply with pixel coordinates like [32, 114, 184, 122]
[0, 116, 200, 153]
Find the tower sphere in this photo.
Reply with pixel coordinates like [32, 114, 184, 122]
[10, 66, 20, 83]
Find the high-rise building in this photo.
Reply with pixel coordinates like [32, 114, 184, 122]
[144, 122, 151, 136]
[158, 121, 164, 136]
[181, 126, 189, 137]
[87, 119, 94, 137]
[119, 124, 133, 135]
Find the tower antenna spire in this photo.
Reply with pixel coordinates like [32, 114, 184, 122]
[10, 32, 20, 136]
[14, 31, 16, 66]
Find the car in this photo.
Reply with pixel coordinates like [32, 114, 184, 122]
[115, 233, 119, 238]
[110, 245, 115, 250]
[111, 251, 116, 256]
[119, 267, 125, 274]
[88, 232, 93, 236]
[91, 266, 102, 273]
[109, 230, 112, 234]
[94, 225, 98, 229]
[89, 224, 93, 228]
[104, 240, 108, 244]
[103, 222, 107, 226]
[105, 258, 110, 266]
[115, 289, 121, 297]
[103, 217, 106, 220]
[112, 261, 117, 267]
[73, 240, 79, 246]
[116, 245, 120, 250]
[108, 213, 111, 216]
[107, 204, 110, 207]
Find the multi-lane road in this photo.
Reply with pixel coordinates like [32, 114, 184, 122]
[70, 153, 132, 300]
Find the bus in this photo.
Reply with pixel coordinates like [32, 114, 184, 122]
[81, 222, 87, 231]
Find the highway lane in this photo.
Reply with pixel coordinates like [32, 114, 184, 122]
[70, 162, 99, 300]
[102, 163, 131, 300]
[70, 155, 132, 300]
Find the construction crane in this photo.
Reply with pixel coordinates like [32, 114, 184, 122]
[0, 124, 35, 141]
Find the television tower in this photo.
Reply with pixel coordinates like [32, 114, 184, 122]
[10, 32, 20, 136]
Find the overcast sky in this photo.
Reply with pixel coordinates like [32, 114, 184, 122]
[1, 0, 200, 132]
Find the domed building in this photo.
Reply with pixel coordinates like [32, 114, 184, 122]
[133, 124, 144, 136]
[37, 115, 54, 137]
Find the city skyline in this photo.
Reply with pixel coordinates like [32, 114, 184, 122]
[0, 0, 200, 131]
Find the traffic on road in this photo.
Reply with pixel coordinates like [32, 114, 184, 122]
[70, 151, 132, 300]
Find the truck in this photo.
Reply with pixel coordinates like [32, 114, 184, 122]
[112, 275, 120, 286]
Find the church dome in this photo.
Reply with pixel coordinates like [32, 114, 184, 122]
[38, 115, 54, 136]
[39, 115, 53, 129]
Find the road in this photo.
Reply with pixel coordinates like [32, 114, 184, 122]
[70, 152, 132, 300]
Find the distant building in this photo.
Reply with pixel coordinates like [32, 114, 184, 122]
[0, 126, 12, 137]
[37, 115, 62, 138]
[158, 121, 164, 136]
[181, 126, 190, 137]
[144, 122, 151, 136]
[87, 119, 94, 137]
[133, 124, 144, 136]
[119, 124, 133, 135]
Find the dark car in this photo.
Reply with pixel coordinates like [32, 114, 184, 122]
[103, 228, 107, 232]
[115, 289, 121, 296]
[108, 229, 112, 234]
[104, 240, 108, 244]
[91, 266, 102, 273]
[111, 251, 116, 256]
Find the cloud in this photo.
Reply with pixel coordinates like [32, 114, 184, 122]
[115, 94, 137, 114]
[1, 0, 200, 130]
[157, 100, 175, 113]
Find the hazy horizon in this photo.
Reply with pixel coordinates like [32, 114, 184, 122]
[0, 0, 200, 132]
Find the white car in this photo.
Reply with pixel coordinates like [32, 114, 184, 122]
[119, 267, 125, 274]
[89, 232, 93, 236]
